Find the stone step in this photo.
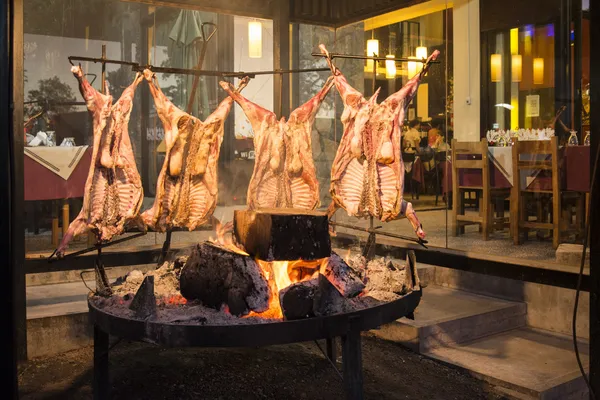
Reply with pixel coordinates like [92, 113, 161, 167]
[26, 263, 156, 286]
[425, 327, 589, 400]
[26, 280, 96, 359]
[370, 285, 526, 353]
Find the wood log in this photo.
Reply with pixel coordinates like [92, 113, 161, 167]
[321, 252, 365, 298]
[233, 208, 331, 261]
[313, 274, 348, 317]
[279, 278, 319, 320]
[179, 242, 271, 316]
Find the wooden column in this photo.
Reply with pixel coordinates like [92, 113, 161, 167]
[273, 0, 290, 118]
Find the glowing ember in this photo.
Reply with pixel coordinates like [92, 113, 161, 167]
[158, 294, 188, 305]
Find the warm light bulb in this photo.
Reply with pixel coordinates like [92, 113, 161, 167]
[490, 54, 502, 82]
[511, 54, 522, 82]
[533, 57, 544, 84]
[416, 46, 428, 60]
[407, 58, 418, 79]
[385, 55, 396, 79]
[366, 39, 379, 71]
[248, 21, 262, 59]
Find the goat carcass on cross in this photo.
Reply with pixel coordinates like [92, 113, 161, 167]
[141, 70, 249, 232]
[321, 44, 439, 240]
[56, 66, 145, 256]
[219, 77, 333, 210]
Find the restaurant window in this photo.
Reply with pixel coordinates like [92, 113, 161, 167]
[21, 0, 591, 268]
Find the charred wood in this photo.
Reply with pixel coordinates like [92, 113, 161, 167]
[129, 276, 156, 319]
[233, 208, 331, 261]
[321, 252, 365, 298]
[179, 242, 271, 316]
[279, 278, 319, 320]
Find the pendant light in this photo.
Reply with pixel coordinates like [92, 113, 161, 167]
[511, 54, 522, 82]
[490, 54, 502, 82]
[366, 23, 379, 71]
[416, 46, 428, 61]
[248, 20, 262, 58]
[385, 55, 396, 79]
[533, 57, 544, 84]
[407, 57, 418, 79]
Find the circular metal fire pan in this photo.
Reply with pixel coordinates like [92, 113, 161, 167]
[89, 290, 422, 348]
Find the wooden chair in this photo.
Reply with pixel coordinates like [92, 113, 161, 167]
[510, 136, 561, 249]
[451, 139, 510, 240]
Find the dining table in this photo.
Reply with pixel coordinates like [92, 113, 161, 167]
[24, 145, 92, 246]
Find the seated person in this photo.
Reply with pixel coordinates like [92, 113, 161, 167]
[403, 119, 422, 151]
[428, 118, 444, 148]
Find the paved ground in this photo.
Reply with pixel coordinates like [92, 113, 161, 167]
[18, 336, 508, 400]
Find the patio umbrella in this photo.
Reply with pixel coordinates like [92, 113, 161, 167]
[168, 10, 217, 118]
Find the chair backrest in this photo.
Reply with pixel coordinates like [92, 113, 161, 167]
[511, 136, 559, 193]
[450, 138, 490, 191]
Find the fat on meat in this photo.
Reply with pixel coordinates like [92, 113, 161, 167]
[219, 77, 333, 210]
[320, 44, 440, 240]
[141, 70, 249, 232]
[56, 66, 144, 256]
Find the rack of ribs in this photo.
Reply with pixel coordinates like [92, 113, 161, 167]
[219, 76, 333, 210]
[320, 44, 440, 240]
[56, 66, 145, 257]
[141, 70, 249, 232]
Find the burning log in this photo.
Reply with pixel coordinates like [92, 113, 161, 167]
[278, 278, 319, 320]
[233, 208, 331, 261]
[179, 242, 271, 316]
[321, 252, 365, 298]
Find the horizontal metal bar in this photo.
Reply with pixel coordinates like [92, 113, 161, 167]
[133, 65, 332, 78]
[311, 52, 440, 63]
[331, 233, 590, 292]
[330, 221, 428, 248]
[48, 232, 148, 262]
[68, 56, 139, 67]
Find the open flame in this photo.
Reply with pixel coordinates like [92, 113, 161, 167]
[209, 221, 328, 319]
[247, 258, 326, 319]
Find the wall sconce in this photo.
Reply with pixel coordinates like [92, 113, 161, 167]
[248, 20, 262, 58]
[533, 57, 544, 84]
[511, 54, 522, 82]
[385, 55, 396, 79]
[366, 39, 379, 71]
[490, 53, 502, 82]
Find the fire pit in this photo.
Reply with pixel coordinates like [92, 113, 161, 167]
[87, 209, 423, 400]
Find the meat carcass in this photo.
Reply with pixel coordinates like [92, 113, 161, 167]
[56, 66, 144, 256]
[141, 70, 249, 232]
[219, 77, 333, 210]
[320, 44, 440, 240]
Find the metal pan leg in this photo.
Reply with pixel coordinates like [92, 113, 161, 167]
[342, 320, 364, 400]
[93, 325, 109, 400]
